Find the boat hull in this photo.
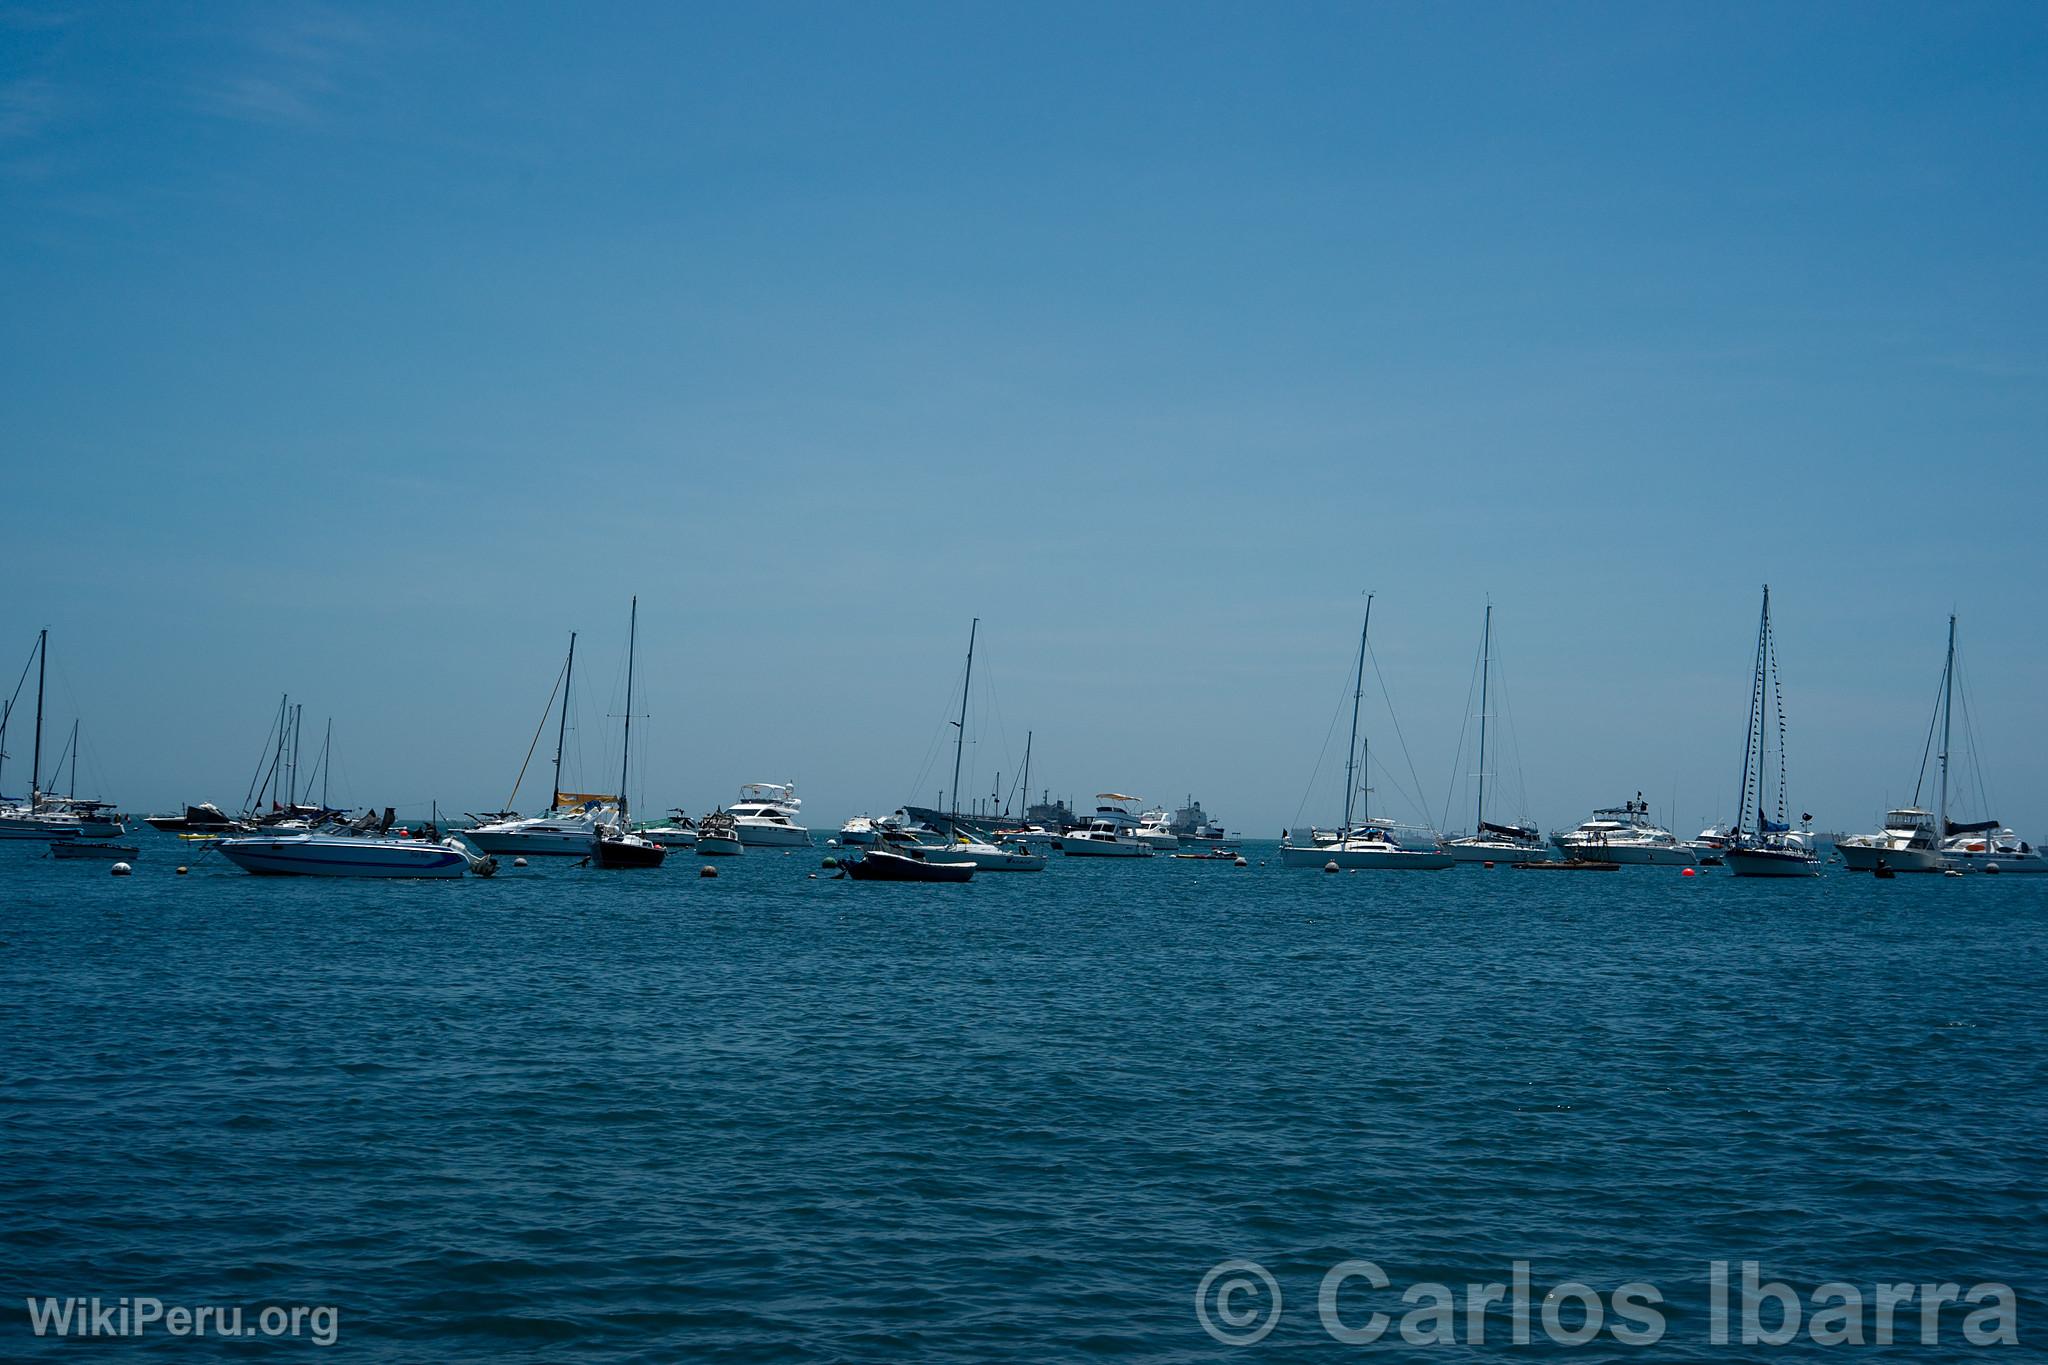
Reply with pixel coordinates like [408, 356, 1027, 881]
[735, 821, 810, 848]
[1838, 842, 1941, 873]
[1061, 835, 1150, 857]
[461, 826, 601, 857]
[217, 836, 475, 878]
[594, 837, 668, 869]
[1280, 844, 1455, 870]
[0, 815, 126, 840]
[1942, 849, 2048, 874]
[1557, 842, 1696, 866]
[696, 834, 744, 856]
[1725, 847, 1822, 877]
[845, 850, 974, 882]
[1447, 840, 1547, 863]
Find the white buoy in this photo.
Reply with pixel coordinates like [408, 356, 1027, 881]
[700, 864, 718, 878]
[1233, 856, 1247, 867]
[111, 862, 132, 876]
[826, 837, 839, 847]
[513, 856, 528, 868]
[1986, 862, 2000, 874]
[176, 865, 189, 875]
[1324, 860, 1339, 873]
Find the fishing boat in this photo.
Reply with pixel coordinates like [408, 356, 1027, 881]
[729, 782, 810, 847]
[592, 598, 667, 869]
[217, 823, 497, 878]
[462, 632, 622, 856]
[837, 816, 881, 845]
[1279, 597, 1454, 871]
[1443, 603, 1548, 863]
[0, 632, 127, 840]
[1837, 809, 1942, 873]
[1722, 586, 1821, 878]
[1552, 797, 1697, 865]
[694, 811, 745, 855]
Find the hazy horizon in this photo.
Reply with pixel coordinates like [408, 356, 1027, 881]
[5, 3, 2043, 838]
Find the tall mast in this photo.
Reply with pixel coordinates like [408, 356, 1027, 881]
[618, 600, 637, 824]
[321, 719, 332, 809]
[1938, 614, 1955, 840]
[30, 629, 45, 807]
[289, 703, 302, 808]
[67, 718, 78, 798]
[1019, 731, 1032, 819]
[1343, 596, 1373, 833]
[950, 618, 978, 838]
[551, 632, 577, 811]
[1475, 600, 1492, 834]
[1735, 587, 1768, 836]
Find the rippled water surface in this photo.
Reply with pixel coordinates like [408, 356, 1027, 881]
[4, 839, 2044, 1359]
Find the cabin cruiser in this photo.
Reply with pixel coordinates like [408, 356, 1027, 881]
[988, 823, 1057, 854]
[1132, 808, 1182, 852]
[1837, 808, 1943, 873]
[218, 815, 497, 878]
[730, 782, 810, 847]
[1281, 820, 1455, 869]
[1444, 820, 1547, 863]
[632, 809, 698, 848]
[1060, 795, 1152, 856]
[1552, 796, 1697, 865]
[1939, 824, 2046, 873]
[1685, 823, 1735, 866]
[838, 815, 880, 846]
[695, 811, 744, 856]
[0, 796, 128, 840]
[462, 798, 617, 857]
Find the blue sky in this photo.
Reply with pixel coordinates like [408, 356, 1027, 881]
[3, 2, 2043, 836]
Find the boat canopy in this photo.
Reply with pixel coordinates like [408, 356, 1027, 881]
[554, 792, 619, 809]
[1946, 817, 2000, 837]
[1096, 792, 1141, 802]
[1479, 821, 1537, 841]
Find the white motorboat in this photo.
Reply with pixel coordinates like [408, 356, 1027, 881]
[217, 829, 496, 878]
[1132, 809, 1182, 852]
[1684, 823, 1735, 865]
[1060, 794, 1152, 856]
[838, 816, 881, 846]
[1278, 597, 1454, 872]
[633, 809, 699, 848]
[1441, 604, 1547, 864]
[989, 823, 1057, 854]
[1837, 809, 1943, 873]
[1722, 587, 1821, 878]
[695, 812, 745, 856]
[1280, 820, 1456, 870]
[730, 782, 810, 847]
[1553, 797, 1697, 865]
[881, 827, 1046, 871]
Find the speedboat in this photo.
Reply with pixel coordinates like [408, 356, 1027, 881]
[1685, 823, 1735, 866]
[1132, 809, 1182, 852]
[1838, 808, 1943, 873]
[462, 800, 617, 857]
[729, 782, 810, 847]
[1552, 796, 1697, 865]
[989, 823, 1057, 854]
[1280, 820, 1455, 870]
[838, 816, 881, 846]
[695, 811, 745, 856]
[633, 809, 698, 848]
[217, 828, 497, 878]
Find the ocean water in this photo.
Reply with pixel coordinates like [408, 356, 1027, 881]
[3, 838, 2042, 1359]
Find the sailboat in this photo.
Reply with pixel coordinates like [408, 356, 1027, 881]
[593, 597, 667, 868]
[1279, 598, 1453, 870]
[1908, 616, 2043, 873]
[462, 633, 623, 856]
[1443, 602, 1545, 862]
[1723, 585, 1821, 877]
[0, 630, 128, 840]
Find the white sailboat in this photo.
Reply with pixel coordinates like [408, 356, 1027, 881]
[1443, 602, 1546, 862]
[0, 631, 128, 841]
[1280, 597, 1453, 871]
[1722, 585, 1821, 877]
[904, 620, 1046, 872]
[462, 632, 619, 857]
[1927, 616, 2042, 873]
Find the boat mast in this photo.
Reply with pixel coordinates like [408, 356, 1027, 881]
[618, 600, 637, 825]
[551, 632, 577, 812]
[289, 703, 302, 809]
[1938, 614, 1955, 842]
[1344, 596, 1373, 833]
[67, 719, 78, 799]
[321, 719, 332, 810]
[1018, 730, 1032, 820]
[30, 629, 45, 808]
[1475, 600, 1491, 835]
[949, 618, 978, 839]
[1735, 587, 1768, 837]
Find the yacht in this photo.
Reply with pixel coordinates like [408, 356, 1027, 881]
[1720, 588, 1821, 878]
[218, 816, 497, 879]
[1940, 827, 2045, 873]
[695, 811, 744, 856]
[1685, 823, 1735, 865]
[1280, 818, 1455, 870]
[1441, 604, 1547, 863]
[1553, 796, 1697, 865]
[144, 802, 246, 835]
[879, 826, 1046, 871]
[1837, 808, 1942, 873]
[1277, 597, 1453, 872]
[730, 782, 810, 847]
[1132, 808, 1182, 852]
[838, 816, 880, 846]
[1060, 794, 1152, 856]
[463, 799, 616, 857]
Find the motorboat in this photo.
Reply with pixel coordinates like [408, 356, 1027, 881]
[843, 846, 975, 882]
[1060, 795, 1152, 856]
[1132, 809, 1182, 852]
[838, 816, 881, 846]
[989, 823, 1057, 854]
[1837, 809, 1943, 873]
[891, 827, 1047, 871]
[1280, 819, 1455, 870]
[1685, 823, 1735, 866]
[463, 800, 617, 857]
[144, 802, 246, 834]
[217, 828, 497, 878]
[633, 809, 699, 848]
[730, 782, 810, 847]
[1553, 796, 1697, 865]
[0, 796, 128, 840]
[1722, 587, 1821, 878]
[695, 811, 745, 856]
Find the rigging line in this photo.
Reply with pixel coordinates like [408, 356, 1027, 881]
[1364, 636, 1439, 834]
[1910, 657, 1943, 808]
[505, 653, 570, 813]
[1292, 646, 1357, 827]
[1364, 743, 1432, 827]
[1956, 651, 1992, 819]
[1493, 653, 1534, 824]
[1438, 631, 1483, 835]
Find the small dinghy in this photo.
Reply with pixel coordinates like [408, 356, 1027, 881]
[50, 840, 140, 860]
[844, 848, 975, 882]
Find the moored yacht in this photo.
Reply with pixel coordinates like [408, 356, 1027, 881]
[1720, 587, 1821, 878]
[1060, 794, 1151, 856]
[1838, 808, 1942, 873]
[219, 815, 497, 878]
[695, 811, 744, 856]
[730, 782, 810, 847]
[633, 809, 699, 848]
[1553, 796, 1697, 865]
[461, 631, 615, 857]
[1280, 819, 1455, 870]
[1441, 604, 1547, 863]
[1132, 808, 1181, 852]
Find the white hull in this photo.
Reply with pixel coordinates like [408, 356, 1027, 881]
[1446, 839, 1546, 863]
[735, 820, 810, 847]
[1943, 849, 2048, 874]
[1838, 842, 1941, 873]
[637, 828, 698, 848]
[0, 814, 125, 839]
[1280, 844, 1455, 870]
[1725, 847, 1822, 877]
[696, 834, 744, 856]
[1559, 842, 1696, 866]
[1061, 834, 1150, 857]
[915, 842, 1047, 871]
[218, 834, 479, 878]
[462, 825, 601, 856]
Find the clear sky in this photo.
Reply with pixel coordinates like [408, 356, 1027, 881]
[4, 2, 2043, 837]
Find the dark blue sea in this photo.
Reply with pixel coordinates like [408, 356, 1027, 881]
[4, 838, 2043, 1359]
